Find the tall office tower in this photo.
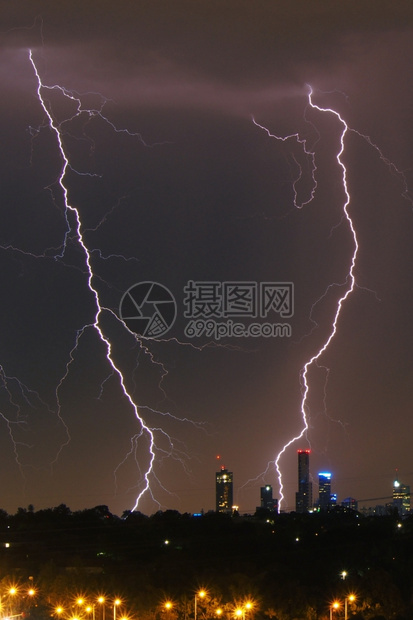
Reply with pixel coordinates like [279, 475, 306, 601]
[296, 449, 313, 513]
[216, 466, 233, 513]
[260, 484, 278, 512]
[318, 472, 332, 511]
[393, 477, 411, 516]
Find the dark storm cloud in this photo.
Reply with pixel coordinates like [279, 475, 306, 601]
[2, 0, 412, 137]
[2, 1, 413, 123]
[3, 1, 413, 81]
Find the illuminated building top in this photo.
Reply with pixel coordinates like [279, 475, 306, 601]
[216, 467, 233, 514]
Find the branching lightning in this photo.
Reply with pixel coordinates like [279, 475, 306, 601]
[0, 48, 214, 511]
[253, 86, 357, 509]
[252, 83, 413, 510]
[27, 49, 158, 509]
[252, 116, 318, 210]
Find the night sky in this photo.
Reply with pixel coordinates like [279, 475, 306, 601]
[1, 1, 413, 516]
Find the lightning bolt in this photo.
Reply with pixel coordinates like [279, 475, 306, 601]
[253, 86, 357, 510]
[27, 49, 156, 508]
[2, 48, 208, 512]
[253, 84, 413, 511]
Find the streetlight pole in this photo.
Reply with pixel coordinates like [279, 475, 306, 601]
[86, 604, 95, 620]
[113, 599, 121, 620]
[194, 590, 206, 620]
[164, 601, 173, 620]
[329, 602, 340, 620]
[344, 595, 355, 620]
[98, 597, 105, 620]
[8, 587, 18, 618]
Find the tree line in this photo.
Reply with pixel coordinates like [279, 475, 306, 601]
[0, 505, 412, 620]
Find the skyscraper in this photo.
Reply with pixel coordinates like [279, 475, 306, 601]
[318, 472, 332, 511]
[216, 466, 233, 514]
[296, 449, 312, 513]
[260, 484, 278, 512]
[393, 477, 410, 516]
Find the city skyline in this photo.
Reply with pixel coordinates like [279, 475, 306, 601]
[217, 456, 410, 517]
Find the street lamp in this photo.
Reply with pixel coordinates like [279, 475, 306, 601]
[344, 595, 356, 620]
[98, 596, 106, 620]
[244, 601, 253, 619]
[235, 609, 244, 620]
[234, 600, 254, 620]
[113, 599, 121, 620]
[86, 604, 96, 620]
[194, 590, 206, 620]
[329, 601, 340, 620]
[164, 601, 173, 618]
[6, 586, 18, 618]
